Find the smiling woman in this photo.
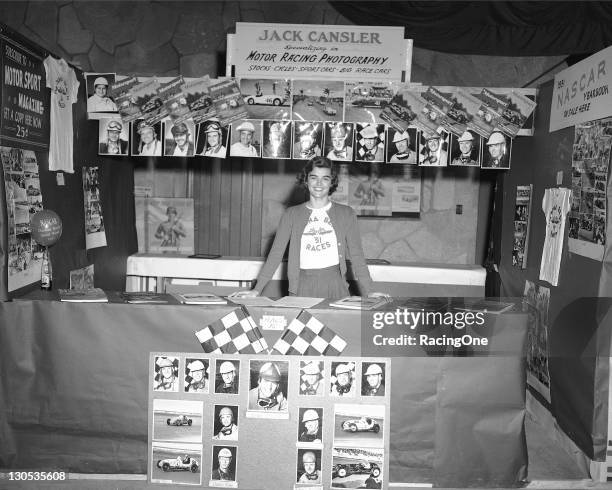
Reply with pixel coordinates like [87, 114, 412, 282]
[230, 156, 389, 300]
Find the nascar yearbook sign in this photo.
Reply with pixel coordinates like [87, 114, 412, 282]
[233, 23, 408, 82]
[550, 45, 612, 132]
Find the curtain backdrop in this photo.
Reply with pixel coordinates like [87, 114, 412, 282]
[331, 1, 612, 56]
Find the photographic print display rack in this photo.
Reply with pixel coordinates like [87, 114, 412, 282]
[149, 352, 391, 489]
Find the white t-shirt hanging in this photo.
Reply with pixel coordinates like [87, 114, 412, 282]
[44, 56, 79, 173]
[539, 187, 571, 286]
[300, 202, 339, 270]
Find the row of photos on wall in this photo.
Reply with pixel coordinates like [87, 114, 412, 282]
[88, 72, 532, 170]
[97, 118, 510, 168]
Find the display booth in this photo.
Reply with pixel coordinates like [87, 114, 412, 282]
[0, 9, 611, 490]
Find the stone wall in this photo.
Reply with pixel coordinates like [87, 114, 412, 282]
[0, 1, 566, 263]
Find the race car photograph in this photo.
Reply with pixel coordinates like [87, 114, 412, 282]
[240, 78, 291, 119]
[332, 461, 381, 478]
[341, 417, 380, 433]
[167, 414, 193, 426]
[151, 442, 202, 485]
[331, 447, 384, 489]
[153, 399, 203, 443]
[157, 455, 199, 473]
[334, 404, 384, 448]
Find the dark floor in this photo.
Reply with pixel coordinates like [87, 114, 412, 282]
[0, 414, 602, 490]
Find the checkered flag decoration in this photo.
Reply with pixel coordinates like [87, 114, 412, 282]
[272, 310, 347, 356]
[195, 307, 268, 354]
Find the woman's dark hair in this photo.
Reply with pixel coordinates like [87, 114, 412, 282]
[297, 156, 339, 195]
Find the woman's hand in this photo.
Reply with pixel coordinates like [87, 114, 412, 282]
[229, 290, 260, 299]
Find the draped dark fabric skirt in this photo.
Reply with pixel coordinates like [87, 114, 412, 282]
[296, 265, 349, 299]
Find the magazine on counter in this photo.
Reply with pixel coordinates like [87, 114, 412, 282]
[120, 292, 175, 304]
[58, 288, 108, 303]
[174, 292, 227, 305]
[329, 296, 390, 310]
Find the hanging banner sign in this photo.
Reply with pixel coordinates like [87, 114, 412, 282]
[550, 46, 612, 132]
[0, 34, 50, 150]
[234, 23, 408, 82]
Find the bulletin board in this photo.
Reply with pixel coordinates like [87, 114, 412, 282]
[149, 352, 391, 489]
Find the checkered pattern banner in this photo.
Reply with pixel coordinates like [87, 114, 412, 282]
[271, 310, 347, 356]
[195, 307, 268, 354]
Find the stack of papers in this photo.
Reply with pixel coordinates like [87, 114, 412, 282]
[174, 292, 227, 305]
[120, 292, 173, 304]
[328, 296, 390, 310]
[58, 288, 108, 303]
[227, 296, 277, 306]
[272, 297, 324, 308]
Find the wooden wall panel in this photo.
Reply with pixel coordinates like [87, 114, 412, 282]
[193, 157, 263, 257]
[250, 163, 264, 256]
[239, 161, 254, 257]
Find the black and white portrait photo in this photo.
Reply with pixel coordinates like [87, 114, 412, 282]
[164, 119, 196, 157]
[212, 405, 238, 441]
[262, 120, 292, 159]
[355, 123, 385, 163]
[450, 130, 482, 166]
[361, 362, 386, 396]
[196, 119, 228, 158]
[330, 361, 356, 397]
[324, 122, 354, 162]
[229, 119, 262, 158]
[297, 407, 323, 445]
[153, 355, 179, 392]
[132, 119, 163, 157]
[293, 121, 323, 160]
[210, 446, 237, 484]
[482, 130, 512, 169]
[419, 129, 449, 166]
[86, 73, 118, 113]
[184, 358, 209, 393]
[247, 360, 289, 414]
[386, 127, 418, 164]
[214, 359, 240, 395]
[296, 449, 322, 484]
[299, 360, 325, 396]
[98, 119, 129, 156]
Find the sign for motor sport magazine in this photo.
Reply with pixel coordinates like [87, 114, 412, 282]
[234, 23, 407, 82]
[550, 45, 612, 132]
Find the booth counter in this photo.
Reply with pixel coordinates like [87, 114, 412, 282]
[125, 254, 487, 297]
[0, 294, 527, 487]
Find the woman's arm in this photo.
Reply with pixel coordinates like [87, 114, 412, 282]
[344, 208, 373, 296]
[253, 208, 294, 293]
[230, 208, 294, 298]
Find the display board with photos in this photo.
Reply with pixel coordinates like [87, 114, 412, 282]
[149, 352, 391, 489]
[523, 281, 551, 403]
[569, 117, 610, 261]
[90, 71, 535, 170]
[1, 146, 45, 291]
[512, 185, 533, 269]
